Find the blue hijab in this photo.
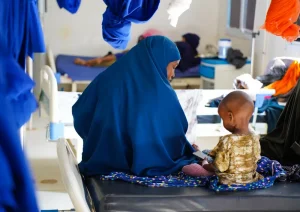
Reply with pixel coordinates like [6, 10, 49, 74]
[73, 36, 196, 176]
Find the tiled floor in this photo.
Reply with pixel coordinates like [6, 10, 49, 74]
[24, 113, 73, 210]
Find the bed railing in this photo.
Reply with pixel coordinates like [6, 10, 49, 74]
[39, 65, 64, 140]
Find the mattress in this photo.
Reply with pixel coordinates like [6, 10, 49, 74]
[56, 54, 200, 81]
[174, 66, 200, 78]
[56, 55, 108, 81]
[85, 177, 300, 212]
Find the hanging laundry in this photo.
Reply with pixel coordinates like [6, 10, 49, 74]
[57, 0, 81, 14]
[0, 0, 45, 68]
[167, 0, 193, 27]
[56, 0, 159, 49]
[102, 0, 160, 49]
[0, 42, 39, 212]
[0, 0, 46, 210]
[261, 0, 300, 42]
[265, 61, 300, 96]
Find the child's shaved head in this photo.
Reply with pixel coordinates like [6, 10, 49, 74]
[218, 91, 254, 134]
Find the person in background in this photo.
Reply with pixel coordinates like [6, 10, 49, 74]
[175, 33, 201, 72]
[74, 29, 163, 67]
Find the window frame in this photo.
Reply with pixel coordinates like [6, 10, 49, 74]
[226, 0, 256, 39]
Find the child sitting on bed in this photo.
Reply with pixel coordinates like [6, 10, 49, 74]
[183, 91, 264, 185]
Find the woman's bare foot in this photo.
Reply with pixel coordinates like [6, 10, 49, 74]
[192, 144, 200, 151]
[74, 58, 87, 66]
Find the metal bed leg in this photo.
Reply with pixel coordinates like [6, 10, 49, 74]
[72, 83, 77, 92]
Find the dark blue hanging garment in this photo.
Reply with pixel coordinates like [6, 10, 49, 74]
[0, 0, 45, 211]
[102, 0, 160, 49]
[57, 0, 81, 14]
[0, 46, 39, 212]
[73, 36, 196, 177]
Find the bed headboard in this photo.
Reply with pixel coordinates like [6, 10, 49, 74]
[40, 65, 59, 123]
[46, 46, 57, 73]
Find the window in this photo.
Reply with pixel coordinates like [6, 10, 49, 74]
[227, 0, 257, 36]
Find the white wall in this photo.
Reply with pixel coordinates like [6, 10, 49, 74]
[44, 0, 220, 57]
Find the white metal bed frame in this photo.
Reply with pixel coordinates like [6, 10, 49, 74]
[39, 65, 83, 162]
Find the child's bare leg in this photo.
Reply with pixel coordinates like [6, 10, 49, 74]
[74, 58, 103, 67]
[85, 58, 103, 66]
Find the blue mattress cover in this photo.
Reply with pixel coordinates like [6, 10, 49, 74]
[56, 54, 200, 81]
[174, 66, 200, 78]
[56, 55, 108, 81]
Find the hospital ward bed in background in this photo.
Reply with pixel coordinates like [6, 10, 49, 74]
[56, 125, 300, 212]
[47, 48, 201, 92]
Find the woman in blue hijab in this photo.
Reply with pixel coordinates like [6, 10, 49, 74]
[72, 36, 196, 177]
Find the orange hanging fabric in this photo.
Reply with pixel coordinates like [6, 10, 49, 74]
[261, 0, 300, 42]
[265, 61, 300, 96]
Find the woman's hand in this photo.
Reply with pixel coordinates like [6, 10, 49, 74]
[192, 143, 200, 151]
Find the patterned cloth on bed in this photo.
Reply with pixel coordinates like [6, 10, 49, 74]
[100, 156, 286, 192]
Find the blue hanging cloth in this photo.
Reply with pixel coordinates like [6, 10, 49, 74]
[73, 36, 196, 177]
[57, 0, 81, 14]
[0, 44, 39, 212]
[0, 0, 45, 210]
[102, 0, 160, 49]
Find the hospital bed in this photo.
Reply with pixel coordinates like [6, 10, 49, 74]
[47, 48, 201, 91]
[57, 137, 300, 212]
